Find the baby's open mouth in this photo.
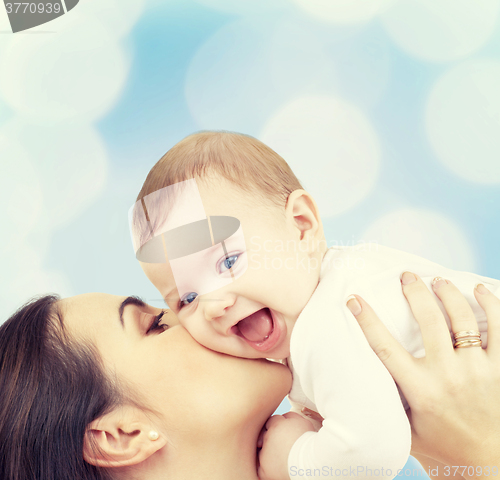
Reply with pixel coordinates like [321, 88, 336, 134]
[232, 308, 283, 352]
[236, 308, 274, 343]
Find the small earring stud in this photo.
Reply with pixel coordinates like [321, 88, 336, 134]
[148, 431, 159, 441]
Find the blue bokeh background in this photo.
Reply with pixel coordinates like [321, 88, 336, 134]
[1, 0, 500, 476]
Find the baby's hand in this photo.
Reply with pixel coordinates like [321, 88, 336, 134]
[257, 412, 315, 480]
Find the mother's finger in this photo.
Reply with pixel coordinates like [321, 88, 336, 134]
[401, 272, 454, 358]
[431, 278, 479, 338]
[474, 283, 500, 356]
[347, 294, 416, 389]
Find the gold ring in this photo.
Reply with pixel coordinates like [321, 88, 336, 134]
[454, 338, 482, 345]
[454, 339, 482, 349]
[453, 330, 481, 340]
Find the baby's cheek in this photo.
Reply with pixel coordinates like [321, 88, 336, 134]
[178, 315, 195, 333]
[182, 320, 215, 348]
[164, 310, 181, 327]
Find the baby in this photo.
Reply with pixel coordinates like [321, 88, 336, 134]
[130, 131, 499, 480]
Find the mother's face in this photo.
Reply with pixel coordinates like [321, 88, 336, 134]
[59, 293, 291, 437]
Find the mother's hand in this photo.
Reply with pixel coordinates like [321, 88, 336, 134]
[347, 273, 500, 475]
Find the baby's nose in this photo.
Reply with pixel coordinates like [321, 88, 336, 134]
[203, 295, 234, 322]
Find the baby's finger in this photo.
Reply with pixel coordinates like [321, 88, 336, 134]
[265, 415, 284, 430]
[474, 283, 500, 356]
[432, 277, 478, 338]
[401, 272, 454, 358]
[257, 427, 265, 448]
[282, 412, 303, 421]
[347, 294, 416, 387]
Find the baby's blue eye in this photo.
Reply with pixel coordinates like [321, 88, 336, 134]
[180, 292, 198, 307]
[220, 254, 240, 272]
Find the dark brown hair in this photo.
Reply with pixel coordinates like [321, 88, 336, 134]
[0, 295, 121, 480]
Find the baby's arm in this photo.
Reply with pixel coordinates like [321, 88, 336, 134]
[287, 323, 411, 479]
[258, 408, 326, 480]
[349, 243, 500, 351]
[258, 412, 316, 480]
[283, 272, 412, 480]
[258, 245, 500, 480]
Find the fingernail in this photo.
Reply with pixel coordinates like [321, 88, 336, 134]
[401, 271, 417, 285]
[432, 276, 448, 288]
[346, 295, 362, 316]
[475, 283, 489, 295]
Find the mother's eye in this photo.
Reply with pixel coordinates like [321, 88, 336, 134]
[146, 310, 169, 334]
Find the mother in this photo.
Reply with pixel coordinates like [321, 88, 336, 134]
[0, 292, 291, 480]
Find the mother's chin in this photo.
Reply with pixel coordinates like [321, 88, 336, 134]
[164, 355, 292, 480]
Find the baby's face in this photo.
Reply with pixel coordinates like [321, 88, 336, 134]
[141, 177, 321, 359]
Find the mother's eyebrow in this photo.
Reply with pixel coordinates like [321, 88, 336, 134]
[118, 296, 146, 329]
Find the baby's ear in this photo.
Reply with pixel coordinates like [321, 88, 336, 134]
[285, 189, 323, 242]
[83, 405, 167, 468]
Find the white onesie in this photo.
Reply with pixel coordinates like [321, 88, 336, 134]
[287, 244, 499, 480]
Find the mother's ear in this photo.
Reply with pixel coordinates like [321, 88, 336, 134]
[83, 405, 168, 468]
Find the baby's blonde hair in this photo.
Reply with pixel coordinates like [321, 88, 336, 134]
[132, 131, 303, 251]
[136, 130, 303, 208]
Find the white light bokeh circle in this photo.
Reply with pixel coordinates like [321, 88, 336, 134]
[185, 18, 337, 133]
[326, 29, 392, 108]
[0, 242, 73, 323]
[426, 59, 500, 184]
[260, 95, 381, 218]
[66, 0, 147, 38]
[268, 17, 336, 97]
[361, 208, 476, 271]
[3, 119, 109, 228]
[291, 0, 396, 25]
[194, 0, 288, 15]
[0, 133, 43, 246]
[381, 0, 500, 62]
[0, 10, 12, 62]
[0, 3, 10, 31]
[0, 14, 129, 124]
[185, 19, 275, 133]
